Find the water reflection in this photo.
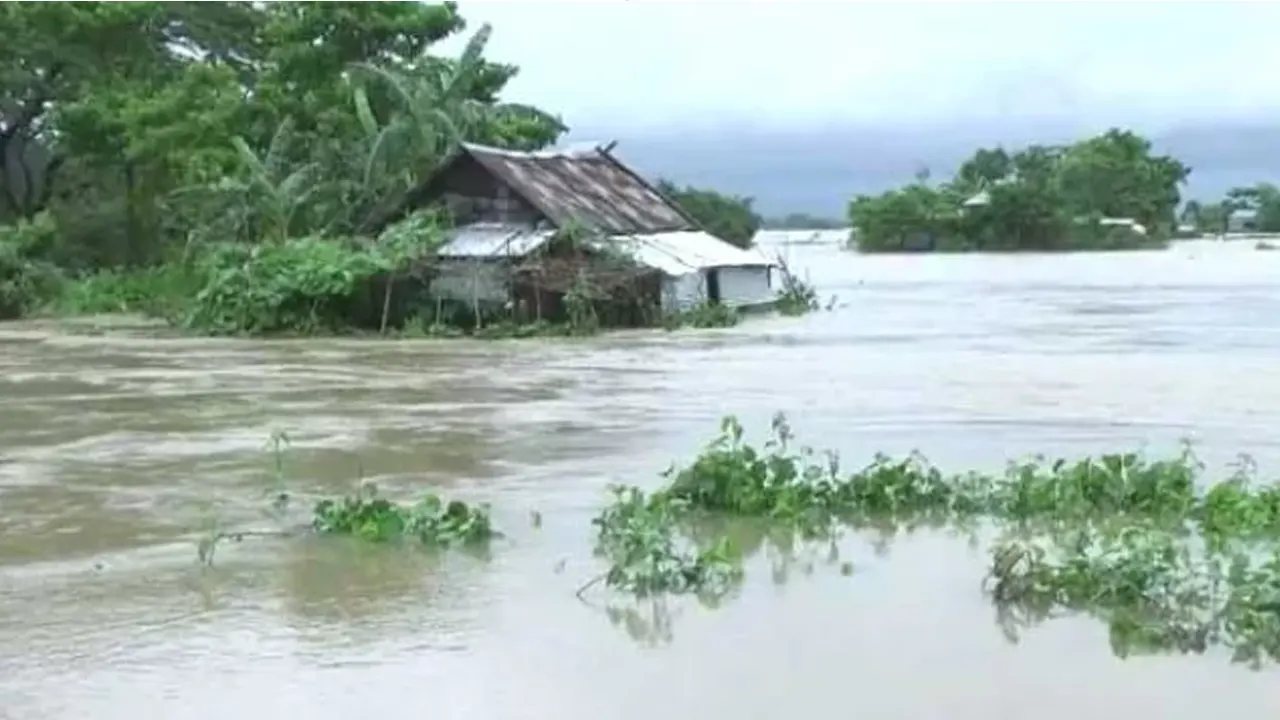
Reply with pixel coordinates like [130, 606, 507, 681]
[584, 515, 982, 649]
[276, 537, 493, 651]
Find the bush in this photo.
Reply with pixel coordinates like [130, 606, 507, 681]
[0, 214, 64, 319]
[184, 236, 394, 335]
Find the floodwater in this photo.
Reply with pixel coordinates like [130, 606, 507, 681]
[4, 233, 1280, 718]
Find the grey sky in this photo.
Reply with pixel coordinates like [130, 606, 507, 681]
[444, 1, 1280, 132]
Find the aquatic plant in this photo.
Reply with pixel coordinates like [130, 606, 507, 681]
[312, 483, 495, 547]
[987, 526, 1280, 667]
[773, 253, 820, 316]
[585, 413, 1280, 665]
[197, 432, 496, 566]
[206, 413, 1280, 667]
[587, 485, 742, 600]
[663, 300, 740, 330]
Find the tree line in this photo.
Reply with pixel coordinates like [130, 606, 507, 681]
[0, 2, 768, 332]
[1182, 185, 1280, 236]
[847, 129, 1190, 253]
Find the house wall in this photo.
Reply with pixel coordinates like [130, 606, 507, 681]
[428, 154, 543, 225]
[660, 273, 706, 312]
[658, 266, 774, 312]
[431, 260, 512, 306]
[716, 266, 774, 308]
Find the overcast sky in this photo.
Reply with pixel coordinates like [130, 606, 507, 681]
[442, 1, 1280, 133]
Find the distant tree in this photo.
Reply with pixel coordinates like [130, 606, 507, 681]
[1054, 129, 1189, 234]
[761, 212, 845, 230]
[1224, 183, 1280, 232]
[1180, 200, 1201, 227]
[656, 179, 761, 249]
[955, 147, 1012, 192]
[1192, 202, 1228, 234]
[848, 127, 1188, 253]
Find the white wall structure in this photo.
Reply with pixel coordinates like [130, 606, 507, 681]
[605, 231, 776, 312]
[429, 224, 777, 314]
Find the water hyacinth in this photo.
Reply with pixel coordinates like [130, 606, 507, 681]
[312, 484, 496, 547]
[586, 413, 1280, 667]
[213, 413, 1280, 668]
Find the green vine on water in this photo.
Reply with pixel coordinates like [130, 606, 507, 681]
[199, 412, 1280, 667]
[772, 254, 821, 316]
[583, 413, 1280, 665]
[313, 484, 495, 546]
[197, 433, 495, 567]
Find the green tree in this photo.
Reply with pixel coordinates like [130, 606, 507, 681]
[1224, 184, 1280, 232]
[848, 183, 962, 252]
[656, 180, 761, 249]
[1192, 202, 1229, 235]
[1055, 129, 1189, 234]
[955, 147, 1012, 192]
[849, 128, 1187, 253]
[1180, 200, 1202, 227]
[0, 2, 566, 328]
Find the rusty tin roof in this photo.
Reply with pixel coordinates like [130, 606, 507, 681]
[454, 142, 698, 235]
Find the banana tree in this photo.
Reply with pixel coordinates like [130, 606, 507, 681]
[174, 116, 322, 246]
[349, 23, 493, 195]
[345, 23, 564, 229]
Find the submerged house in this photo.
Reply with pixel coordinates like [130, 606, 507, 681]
[392, 142, 775, 320]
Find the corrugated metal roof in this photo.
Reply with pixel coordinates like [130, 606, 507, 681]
[459, 142, 697, 235]
[599, 231, 774, 276]
[438, 222, 555, 258]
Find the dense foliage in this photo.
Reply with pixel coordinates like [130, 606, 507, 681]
[0, 3, 813, 334]
[848, 129, 1190, 253]
[656, 179, 762, 249]
[0, 2, 556, 332]
[1183, 184, 1280, 235]
[212, 411, 1280, 665]
[582, 414, 1280, 663]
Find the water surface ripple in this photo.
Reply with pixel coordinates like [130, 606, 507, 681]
[3, 236, 1280, 718]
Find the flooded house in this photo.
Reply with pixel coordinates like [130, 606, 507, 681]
[392, 142, 776, 322]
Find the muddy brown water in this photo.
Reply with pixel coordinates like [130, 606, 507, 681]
[4, 235, 1280, 718]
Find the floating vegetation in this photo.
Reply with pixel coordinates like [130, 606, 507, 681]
[313, 484, 495, 547]
[987, 526, 1280, 667]
[663, 300, 741, 330]
[584, 413, 1280, 666]
[587, 485, 743, 600]
[773, 253, 821, 316]
[197, 434, 496, 567]
[204, 413, 1280, 667]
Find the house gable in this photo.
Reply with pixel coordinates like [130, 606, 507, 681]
[417, 143, 697, 235]
[414, 151, 545, 227]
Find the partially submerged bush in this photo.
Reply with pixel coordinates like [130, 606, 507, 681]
[586, 413, 1280, 666]
[314, 484, 495, 547]
[198, 433, 496, 566]
[987, 526, 1280, 666]
[0, 213, 63, 319]
[184, 236, 392, 335]
[773, 255, 819, 316]
[664, 300, 739, 330]
[590, 485, 742, 599]
[54, 264, 198, 320]
[205, 413, 1280, 667]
